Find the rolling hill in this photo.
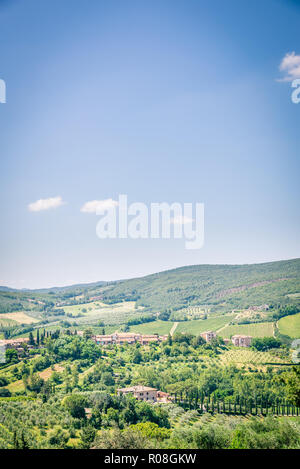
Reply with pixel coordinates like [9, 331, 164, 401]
[99, 258, 300, 312]
[1, 258, 300, 316]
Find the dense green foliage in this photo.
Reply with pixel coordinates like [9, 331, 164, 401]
[0, 259, 300, 449]
[100, 258, 300, 311]
[0, 332, 299, 449]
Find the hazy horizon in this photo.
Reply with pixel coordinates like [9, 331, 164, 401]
[1, 256, 299, 291]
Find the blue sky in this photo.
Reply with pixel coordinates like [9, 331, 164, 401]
[0, 0, 299, 288]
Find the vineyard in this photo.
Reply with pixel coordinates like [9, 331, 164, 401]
[176, 315, 231, 335]
[0, 312, 39, 325]
[58, 300, 143, 326]
[216, 349, 288, 367]
[130, 320, 173, 335]
[218, 322, 274, 339]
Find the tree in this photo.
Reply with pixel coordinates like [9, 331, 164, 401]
[83, 328, 93, 339]
[0, 388, 11, 397]
[72, 364, 79, 388]
[62, 394, 86, 419]
[28, 331, 35, 346]
[122, 400, 138, 425]
[101, 371, 115, 387]
[252, 337, 281, 352]
[92, 428, 151, 449]
[27, 372, 44, 393]
[47, 425, 70, 448]
[5, 348, 18, 364]
[132, 350, 142, 364]
[130, 422, 171, 441]
[281, 366, 300, 406]
[192, 335, 206, 347]
[79, 425, 96, 449]
[0, 376, 9, 387]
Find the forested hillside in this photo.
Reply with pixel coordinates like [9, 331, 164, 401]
[1, 259, 300, 315]
[100, 258, 300, 311]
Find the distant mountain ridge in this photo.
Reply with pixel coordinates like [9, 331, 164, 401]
[0, 258, 299, 313]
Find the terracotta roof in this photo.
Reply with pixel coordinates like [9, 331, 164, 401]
[117, 386, 157, 392]
[232, 335, 252, 339]
[114, 332, 140, 337]
[3, 338, 29, 345]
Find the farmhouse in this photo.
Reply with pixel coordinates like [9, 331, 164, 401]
[231, 335, 252, 347]
[117, 385, 158, 402]
[0, 337, 32, 357]
[200, 331, 217, 343]
[1, 337, 30, 348]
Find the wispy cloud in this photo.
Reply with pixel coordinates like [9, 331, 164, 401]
[28, 196, 65, 212]
[278, 52, 300, 82]
[171, 215, 194, 225]
[80, 198, 119, 214]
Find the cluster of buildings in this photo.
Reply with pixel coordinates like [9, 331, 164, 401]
[231, 334, 252, 347]
[0, 328, 252, 361]
[117, 385, 172, 403]
[77, 331, 168, 346]
[200, 330, 252, 347]
[77, 329, 253, 348]
[0, 337, 32, 357]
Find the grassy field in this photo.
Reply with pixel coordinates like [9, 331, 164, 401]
[176, 315, 230, 335]
[0, 317, 17, 326]
[39, 363, 64, 380]
[59, 301, 108, 314]
[129, 315, 231, 336]
[218, 322, 274, 339]
[0, 311, 39, 324]
[278, 313, 300, 338]
[129, 320, 173, 335]
[7, 379, 25, 393]
[6, 363, 65, 393]
[217, 348, 288, 366]
[58, 300, 143, 326]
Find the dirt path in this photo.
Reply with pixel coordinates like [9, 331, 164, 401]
[170, 322, 178, 336]
[216, 323, 229, 334]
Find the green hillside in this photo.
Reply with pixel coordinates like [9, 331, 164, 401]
[1, 259, 300, 317]
[278, 312, 300, 338]
[99, 258, 300, 312]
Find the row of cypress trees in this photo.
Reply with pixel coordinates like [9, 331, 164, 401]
[171, 391, 299, 416]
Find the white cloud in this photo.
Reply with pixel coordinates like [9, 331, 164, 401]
[28, 196, 65, 212]
[170, 215, 194, 225]
[80, 198, 119, 214]
[278, 52, 300, 82]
